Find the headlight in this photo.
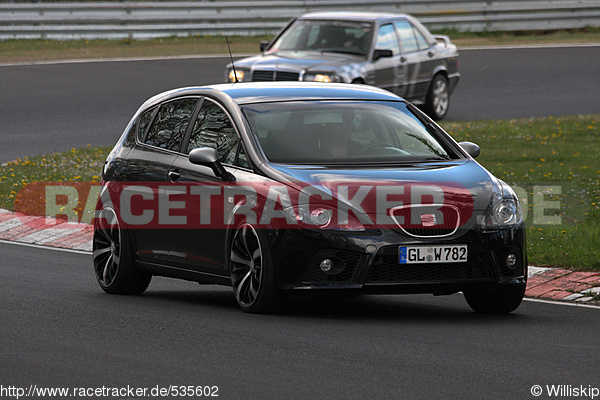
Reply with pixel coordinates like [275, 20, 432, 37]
[228, 69, 245, 82]
[304, 74, 339, 83]
[483, 179, 523, 228]
[289, 205, 365, 231]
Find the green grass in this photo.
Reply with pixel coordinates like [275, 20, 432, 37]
[1, 115, 599, 270]
[440, 115, 600, 271]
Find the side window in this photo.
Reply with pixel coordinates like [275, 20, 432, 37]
[137, 106, 157, 142]
[144, 98, 197, 151]
[187, 99, 239, 165]
[375, 24, 400, 56]
[413, 26, 430, 50]
[394, 20, 419, 53]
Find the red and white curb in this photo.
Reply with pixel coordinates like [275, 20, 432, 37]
[0, 209, 93, 252]
[1, 209, 599, 305]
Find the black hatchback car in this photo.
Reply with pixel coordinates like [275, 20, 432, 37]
[225, 12, 460, 120]
[94, 82, 526, 314]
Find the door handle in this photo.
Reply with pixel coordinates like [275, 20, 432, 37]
[400, 56, 407, 63]
[168, 170, 180, 182]
[427, 51, 434, 58]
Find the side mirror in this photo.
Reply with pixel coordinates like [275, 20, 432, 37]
[373, 49, 393, 61]
[189, 147, 235, 181]
[459, 141, 481, 158]
[260, 41, 269, 52]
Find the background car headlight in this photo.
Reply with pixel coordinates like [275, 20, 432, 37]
[228, 69, 245, 82]
[304, 74, 340, 83]
[483, 180, 523, 228]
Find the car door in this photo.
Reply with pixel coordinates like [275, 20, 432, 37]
[120, 97, 199, 264]
[394, 19, 436, 101]
[372, 23, 404, 96]
[167, 97, 251, 275]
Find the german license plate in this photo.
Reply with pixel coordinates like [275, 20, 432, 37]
[399, 245, 468, 264]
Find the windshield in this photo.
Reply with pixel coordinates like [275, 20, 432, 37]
[243, 101, 457, 165]
[268, 19, 374, 57]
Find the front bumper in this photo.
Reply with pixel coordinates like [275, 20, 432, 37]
[273, 225, 526, 295]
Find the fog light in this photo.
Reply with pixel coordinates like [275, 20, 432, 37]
[320, 259, 333, 272]
[318, 256, 346, 275]
[506, 253, 518, 268]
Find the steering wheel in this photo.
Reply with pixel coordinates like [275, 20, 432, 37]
[357, 141, 395, 155]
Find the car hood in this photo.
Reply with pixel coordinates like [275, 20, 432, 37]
[262, 160, 495, 228]
[234, 51, 364, 72]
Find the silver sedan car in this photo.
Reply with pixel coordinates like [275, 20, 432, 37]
[225, 11, 460, 120]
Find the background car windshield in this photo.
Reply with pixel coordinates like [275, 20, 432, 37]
[243, 101, 454, 164]
[268, 20, 374, 56]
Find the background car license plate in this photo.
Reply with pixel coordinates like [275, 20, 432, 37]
[399, 245, 467, 264]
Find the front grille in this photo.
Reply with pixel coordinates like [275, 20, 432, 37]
[302, 250, 362, 284]
[274, 71, 300, 81]
[367, 247, 489, 283]
[390, 204, 461, 238]
[252, 70, 299, 82]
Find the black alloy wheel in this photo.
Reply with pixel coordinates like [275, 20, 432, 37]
[93, 207, 151, 294]
[230, 224, 283, 313]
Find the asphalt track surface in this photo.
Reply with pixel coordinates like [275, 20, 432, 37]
[1, 241, 599, 399]
[1, 46, 600, 399]
[1, 45, 599, 163]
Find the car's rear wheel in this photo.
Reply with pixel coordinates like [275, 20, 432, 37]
[230, 224, 284, 313]
[93, 207, 151, 295]
[463, 285, 526, 313]
[424, 74, 450, 120]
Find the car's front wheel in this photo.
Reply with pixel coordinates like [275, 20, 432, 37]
[93, 207, 151, 295]
[424, 74, 450, 120]
[463, 285, 526, 313]
[229, 224, 284, 313]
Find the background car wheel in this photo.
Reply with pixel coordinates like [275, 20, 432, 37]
[93, 207, 151, 295]
[463, 285, 526, 313]
[230, 224, 284, 313]
[424, 74, 450, 120]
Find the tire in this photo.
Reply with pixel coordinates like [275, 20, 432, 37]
[229, 224, 284, 313]
[463, 285, 526, 314]
[424, 74, 450, 120]
[93, 207, 151, 295]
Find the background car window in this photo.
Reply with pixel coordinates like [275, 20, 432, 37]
[187, 100, 239, 164]
[394, 21, 419, 53]
[144, 98, 197, 151]
[413, 26, 431, 50]
[395, 21, 431, 52]
[271, 20, 373, 55]
[375, 24, 400, 55]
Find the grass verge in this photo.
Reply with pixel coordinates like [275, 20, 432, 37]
[1, 115, 599, 271]
[1, 28, 599, 64]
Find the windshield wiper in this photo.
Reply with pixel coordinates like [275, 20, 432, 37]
[320, 49, 366, 56]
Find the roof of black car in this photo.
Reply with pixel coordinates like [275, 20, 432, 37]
[148, 82, 404, 107]
[215, 82, 402, 104]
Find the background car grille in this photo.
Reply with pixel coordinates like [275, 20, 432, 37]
[252, 70, 300, 82]
[366, 246, 489, 283]
[302, 250, 362, 283]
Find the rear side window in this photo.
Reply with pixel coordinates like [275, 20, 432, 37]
[144, 98, 198, 151]
[395, 20, 430, 53]
[137, 106, 157, 142]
